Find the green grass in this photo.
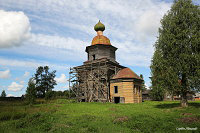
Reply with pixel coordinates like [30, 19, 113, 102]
[0, 100, 199, 133]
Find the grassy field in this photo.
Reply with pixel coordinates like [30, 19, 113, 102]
[0, 100, 199, 133]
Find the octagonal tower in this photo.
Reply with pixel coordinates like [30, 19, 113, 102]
[85, 21, 118, 64]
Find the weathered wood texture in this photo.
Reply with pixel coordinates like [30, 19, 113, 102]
[86, 44, 118, 64]
[110, 81, 142, 103]
[69, 58, 124, 102]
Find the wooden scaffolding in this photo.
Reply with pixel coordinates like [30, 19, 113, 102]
[69, 58, 124, 102]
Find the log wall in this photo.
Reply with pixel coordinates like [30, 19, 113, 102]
[110, 81, 142, 103]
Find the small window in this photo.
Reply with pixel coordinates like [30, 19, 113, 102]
[92, 54, 95, 60]
[114, 86, 118, 93]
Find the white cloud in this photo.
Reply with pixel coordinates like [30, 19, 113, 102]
[0, 69, 11, 79]
[133, 2, 170, 42]
[16, 71, 30, 81]
[0, 10, 31, 48]
[23, 71, 30, 78]
[16, 71, 30, 82]
[113, 41, 154, 67]
[61, 85, 68, 89]
[19, 80, 25, 85]
[0, 58, 41, 68]
[0, 57, 69, 70]
[0, 85, 6, 89]
[8, 82, 23, 91]
[7, 94, 14, 97]
[1, 33, 88, 63]
[55, 74, 68, 84]
[29, 34, 87, 55]
[145, 83, 150, 90]
[135, 10, 160, 39]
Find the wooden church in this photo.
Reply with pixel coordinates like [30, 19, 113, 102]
[69, 21, 143, 103]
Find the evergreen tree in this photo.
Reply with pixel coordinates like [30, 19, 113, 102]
[139, 74, 147, 91]
[26, 78, 36, 104]
[149, 87, 165, 101]
[151, 0, 200, 107]
[1, 90, 6, 97]
[34, 66, 57, 98]
[150, 50, 165, 101]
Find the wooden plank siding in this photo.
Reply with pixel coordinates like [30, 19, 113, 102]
[110, 81, 142, 103]
[122, 82, 134, 103]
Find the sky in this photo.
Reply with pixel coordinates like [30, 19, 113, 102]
[0, 0, 198, 97]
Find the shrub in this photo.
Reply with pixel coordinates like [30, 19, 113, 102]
[45, 91, 55, 100]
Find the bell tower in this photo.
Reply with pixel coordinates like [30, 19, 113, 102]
[85, 21, 118, 64]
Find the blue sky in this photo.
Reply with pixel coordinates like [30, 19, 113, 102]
[1, 0, 197, 97]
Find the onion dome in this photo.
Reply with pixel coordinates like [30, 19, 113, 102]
[92, 20, 111, 45]
[94, 20, 105, 31]
[112, 68, 142, 80]
[92, 35, 111, 45]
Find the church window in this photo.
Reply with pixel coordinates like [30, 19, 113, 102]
[114, 86, 118, 93]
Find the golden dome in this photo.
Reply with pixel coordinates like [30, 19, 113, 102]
[91, 35, 111, 45]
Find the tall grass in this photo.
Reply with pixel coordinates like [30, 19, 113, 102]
[0, 99, 199, 132]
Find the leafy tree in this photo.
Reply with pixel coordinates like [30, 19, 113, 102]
[56, 91, 64, 97]
[63, 90, 71, 98]
[150, 0, 200, 107]
[1, 90, 6, 97]
[34, 66, 57, 98]
[26, 78, 36, 104]
[45, 91, 55, 100]
[139, 74, 147, 91]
